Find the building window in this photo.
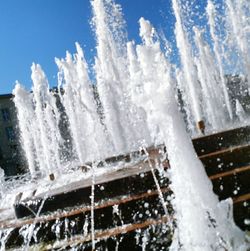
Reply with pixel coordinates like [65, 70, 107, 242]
[0, 146, 3, 160]
[10, 145, 18, 158]
[1, 108, 11, 121]
[5, 127, 15, 141]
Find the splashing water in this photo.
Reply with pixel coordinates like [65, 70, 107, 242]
[1, 0, 249, 250]
[206, 0, 234, 121]
[193, 27, 225, 130]
[172, 0, 203, 133]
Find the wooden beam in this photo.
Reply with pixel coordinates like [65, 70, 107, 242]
[209, 165, 250, 180]
[0, 187, 170, 229]
[199, 144, 250, 159]
[233, 193, 250, 204]
[46, 216, 170, 250]
[192, 125, 250, 156]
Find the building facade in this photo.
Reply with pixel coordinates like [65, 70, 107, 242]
[0, 94, 24, 176]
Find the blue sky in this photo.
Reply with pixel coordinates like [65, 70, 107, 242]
[0, 0, 175, 94]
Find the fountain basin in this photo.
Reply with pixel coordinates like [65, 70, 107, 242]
[0, 126, 250, 250]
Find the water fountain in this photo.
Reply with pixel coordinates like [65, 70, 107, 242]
[0, 0, 250, 250]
